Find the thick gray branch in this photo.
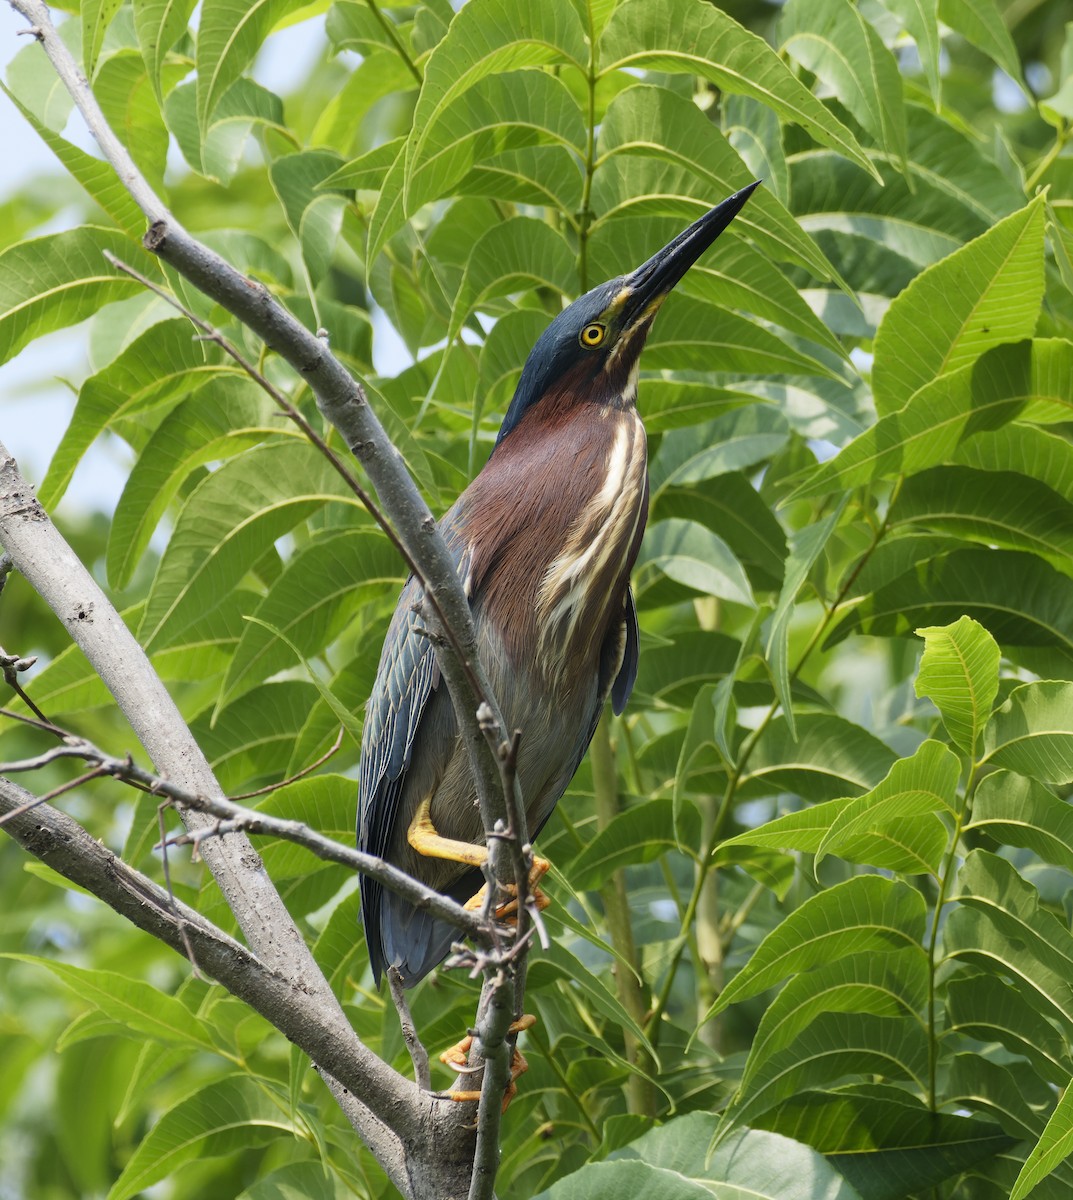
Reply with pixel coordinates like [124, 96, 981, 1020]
[0, 776, 478, 1197]
[0, 445, 465, 1194]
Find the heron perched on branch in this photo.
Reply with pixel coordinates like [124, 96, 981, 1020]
[358, 183, 760, 989]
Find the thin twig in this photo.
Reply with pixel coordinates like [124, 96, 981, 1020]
[157, 802, 202, 977]
[0, 733, 489, 941]
[0, 647, 48, 723]
[231, 726, 345, 801]
[388, 966, 431, 1090]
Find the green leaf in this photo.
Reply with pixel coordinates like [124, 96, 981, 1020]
[1011, 1083, 1073, 1200]
[966, 770, 1073, 874]
[741, 712, 897, 803]
[739, 950, 929, 1095]
[982, 681, 1073, 784]
[656, 476, 786, 593]
[402, 68, 586, 218]
[945, 973, 1073, 1085]
[766, 499, 846, 740]
[533, 942, 657, 1062]
[195, 0, 309, 132]
[269, 150, 348, 286]
[635, 518, 754, 608]
[108, 379, 286, 589]
[95, 50, 170, 190]
[535, 1160, 713, 1199]
[134, 0, 197, 106]
[756, 1090, 1015, 1200]
[946, 850, 1073, 1032]
[0, 226, 154, 368]
[872, 197, 1046, 416]
[651, 404, 789, 494]
[0, 83, 144, 237]
[0, 956, 218, 1054]
[704, 876, 926, 1020]
[192, 681, 322, 792]
[594, 84, 839, 286]
[82, 0, 123, 79]
[366, 0, 587, 260]
[236, 1162, 339, 1200]
[914, 615, 1000, 755]
[448, 217, 575, 340]
[816, 738, 959, 871]
[722, 740, 954, 876]
[892, 467, 1073, 575]
[139, 442, 360, 648]
[222, 528, 404, 701]
[106, 1075, 300, 1200]
[730, 1012, 930, 1127]
[597, 0, 878, 181]
[879, 1, 942, 104]
[570, 799, 702, 891]
[939, 0, 1026, 91]
[780, 0, 908, 172]
[537, 1119, 863, 1199]
[39, 317, 242, 510]
[952, 422, 1073, 505]
[827, 550, 1073, 669]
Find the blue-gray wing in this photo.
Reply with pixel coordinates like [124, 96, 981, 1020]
[357, 576, 441, 983]
[610, 586, 640, 715]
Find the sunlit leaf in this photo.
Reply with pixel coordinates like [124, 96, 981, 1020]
[0, 226, 155, 369]
[1011, 1083, 1073, 1200]
[107, 1075, 300, 1200]
[780, 0, 907, 172]
[872, 197, 1046, 416]
[914, 616, 1000, 755]
[967, 770, 1073, 874]
[140, 442, 361, 648]
[598, 0, 878, 180]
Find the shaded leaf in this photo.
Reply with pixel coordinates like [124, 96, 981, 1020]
[704, 876, 926, 1020]
[982, 681, 1073, 784]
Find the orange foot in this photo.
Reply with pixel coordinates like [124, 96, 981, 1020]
[463, 860, 551, 920]
[441, 1014, 537, 1109]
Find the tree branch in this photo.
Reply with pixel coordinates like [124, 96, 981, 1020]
[4, 2, 538, 1189]
[0, 775, 470, 1185]
[0, 725, 490, 944]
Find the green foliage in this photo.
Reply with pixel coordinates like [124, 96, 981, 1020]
[2, 0, 1073, 1197]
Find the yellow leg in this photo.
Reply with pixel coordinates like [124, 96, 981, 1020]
[407, 797, 489, 868]
[408, 799, 551, 918]
[441, 1015, 538, 1107]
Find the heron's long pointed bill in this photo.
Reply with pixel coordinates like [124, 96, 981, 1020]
[623, 181, 761, 324]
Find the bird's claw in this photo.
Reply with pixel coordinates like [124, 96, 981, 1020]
[440, 1015, 537, 1109]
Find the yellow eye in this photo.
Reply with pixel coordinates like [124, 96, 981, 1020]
[580, 322, 606, 348]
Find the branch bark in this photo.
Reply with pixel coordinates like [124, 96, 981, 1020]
[4, 0, 536, 1189]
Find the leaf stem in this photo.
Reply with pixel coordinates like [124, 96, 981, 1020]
[590, 713, 658, 1115]
[576, 5, 598, 293]
[646, 496, 895, 1043]
[365, 0, 423, 86]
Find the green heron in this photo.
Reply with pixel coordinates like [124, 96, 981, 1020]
[358, 183, 760, 988]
